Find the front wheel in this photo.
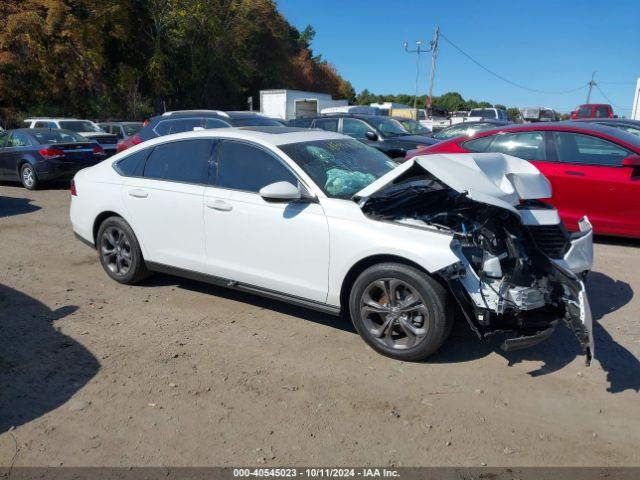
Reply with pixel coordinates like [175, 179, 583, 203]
[348, 263, 453, 361]
[96, 216, 151, 284]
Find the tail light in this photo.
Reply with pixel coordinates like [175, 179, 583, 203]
[70, 179, 77, 196]
[39, 148, 65, 159]
[93, 145, 106, 156]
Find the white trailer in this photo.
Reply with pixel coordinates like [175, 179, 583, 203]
[632, 78, 640, 120]
[260, 89, 348, 120]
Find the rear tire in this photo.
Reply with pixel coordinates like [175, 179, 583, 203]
[348, 263, 453, 361]
[20, 164, 39, 190]
[96, 216, 151, 284]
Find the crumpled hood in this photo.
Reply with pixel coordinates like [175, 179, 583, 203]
[356, 152, 552, 213]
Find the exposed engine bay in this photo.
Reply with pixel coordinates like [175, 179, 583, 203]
[357, 159, 594, 364]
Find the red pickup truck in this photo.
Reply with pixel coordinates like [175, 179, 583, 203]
[570, 104, 614, 119]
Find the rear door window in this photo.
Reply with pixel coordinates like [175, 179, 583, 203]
[7, 132, 32, 147]
[203, 118, 230, 129]
[0, 131, 9, 148]
[168, 118, 203, 134]
[462, 135, 495, 152]
[489, 132, 546, 160]
[216, 140, 297, 193]
[143, 139, 214, 184]
[312, 118, 339, 132]
[552, 132, 629, 167]
[342, 118, 371, 139]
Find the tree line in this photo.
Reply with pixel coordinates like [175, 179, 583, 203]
[355, 90, 525, 121]
[0, 1, 557, 128]
[0, 0, 355, 127]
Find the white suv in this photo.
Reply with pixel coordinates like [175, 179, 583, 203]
[70, 127, 594, 362]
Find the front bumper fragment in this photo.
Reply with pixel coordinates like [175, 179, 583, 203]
[554, 216, 593, 276]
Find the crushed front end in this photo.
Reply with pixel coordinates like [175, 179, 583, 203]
[358, 157, 594, 364]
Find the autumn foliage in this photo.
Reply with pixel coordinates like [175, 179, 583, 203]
[0, 0, 355, 126]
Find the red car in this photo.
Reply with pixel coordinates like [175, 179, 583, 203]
[570, 103, 614, 119]
[414, 122, 640, 238]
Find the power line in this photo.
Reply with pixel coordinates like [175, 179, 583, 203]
[439, 32, 587, 95]
[599, 80, 637, 85]
[594, 84, 631, 110]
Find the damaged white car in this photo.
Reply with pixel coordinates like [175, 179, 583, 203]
[70, 127, 594, 364]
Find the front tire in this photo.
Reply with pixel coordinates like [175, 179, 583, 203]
[96, 216, 150, 284]
[349, 263, 453, 361]
[20, 163, 39, 190]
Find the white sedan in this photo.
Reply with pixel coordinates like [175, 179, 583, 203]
[70, 127, 594, 363]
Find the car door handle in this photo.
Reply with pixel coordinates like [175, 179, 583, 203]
[206, 199, 233, 212]
[564, 170, 585, 176]
[128, 189, 148, 198]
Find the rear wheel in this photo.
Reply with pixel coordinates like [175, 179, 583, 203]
[348, 263, 453, 361]
[96, 216, 150, 284]
[20, 164, 39, 190]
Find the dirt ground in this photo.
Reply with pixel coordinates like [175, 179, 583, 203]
[1, 183, 639, 467]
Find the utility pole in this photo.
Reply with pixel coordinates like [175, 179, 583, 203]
[403, 40, 425, 115]
[426, 26, 440, 117]
[586, 71, 597, 103]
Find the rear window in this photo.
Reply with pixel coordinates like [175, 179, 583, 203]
[461, 135, 495, 152]
[123, 123, 143, 136]
[58, 121, 102, 132]
[114, 148, 151, 176]
[30, 130, 88, 144]
[595, 106, 610, 118]
[576, 107, 592, 118]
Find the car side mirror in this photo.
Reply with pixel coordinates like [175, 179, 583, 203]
[622, 155, 640, 168]
[365, 131, 378, 141]
[259, 181, 302, 202]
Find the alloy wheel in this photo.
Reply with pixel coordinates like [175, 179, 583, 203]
[22, 166, 35, 188]
[360, 278, 430, 350]
[100, 226, 133, 277]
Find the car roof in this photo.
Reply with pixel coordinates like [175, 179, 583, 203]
[119, 126, 347, 150]
[570, 118, 640, 125]
[453, 120, 640, 150]
[24, 118, 87, 122]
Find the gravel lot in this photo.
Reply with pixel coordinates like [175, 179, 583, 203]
[1, 183, 639, 467]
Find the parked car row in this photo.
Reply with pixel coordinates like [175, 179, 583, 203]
[0, 111, 281, 188]
[0, 128, 106, 189]
[286, 114, 438, 160]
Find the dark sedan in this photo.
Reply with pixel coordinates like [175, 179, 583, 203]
[431, 120, 512, 141]
[0, 128, 105, 189]
[570, 118, 640, 137]
[287, 114, 437, 161]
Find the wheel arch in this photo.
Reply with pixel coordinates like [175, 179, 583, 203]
[92, 211, 124, 244]
[339, 254, 445, 316]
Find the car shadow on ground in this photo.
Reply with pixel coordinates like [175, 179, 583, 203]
[141, 274, 357, 334]
[0, 284, 100, 433]
[432, 271, 638, 393]
[0, 180, 70, 194]
[146, 270, 637, 393]
[594, 235, 640, 248]
[0, 195, 41, 219]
